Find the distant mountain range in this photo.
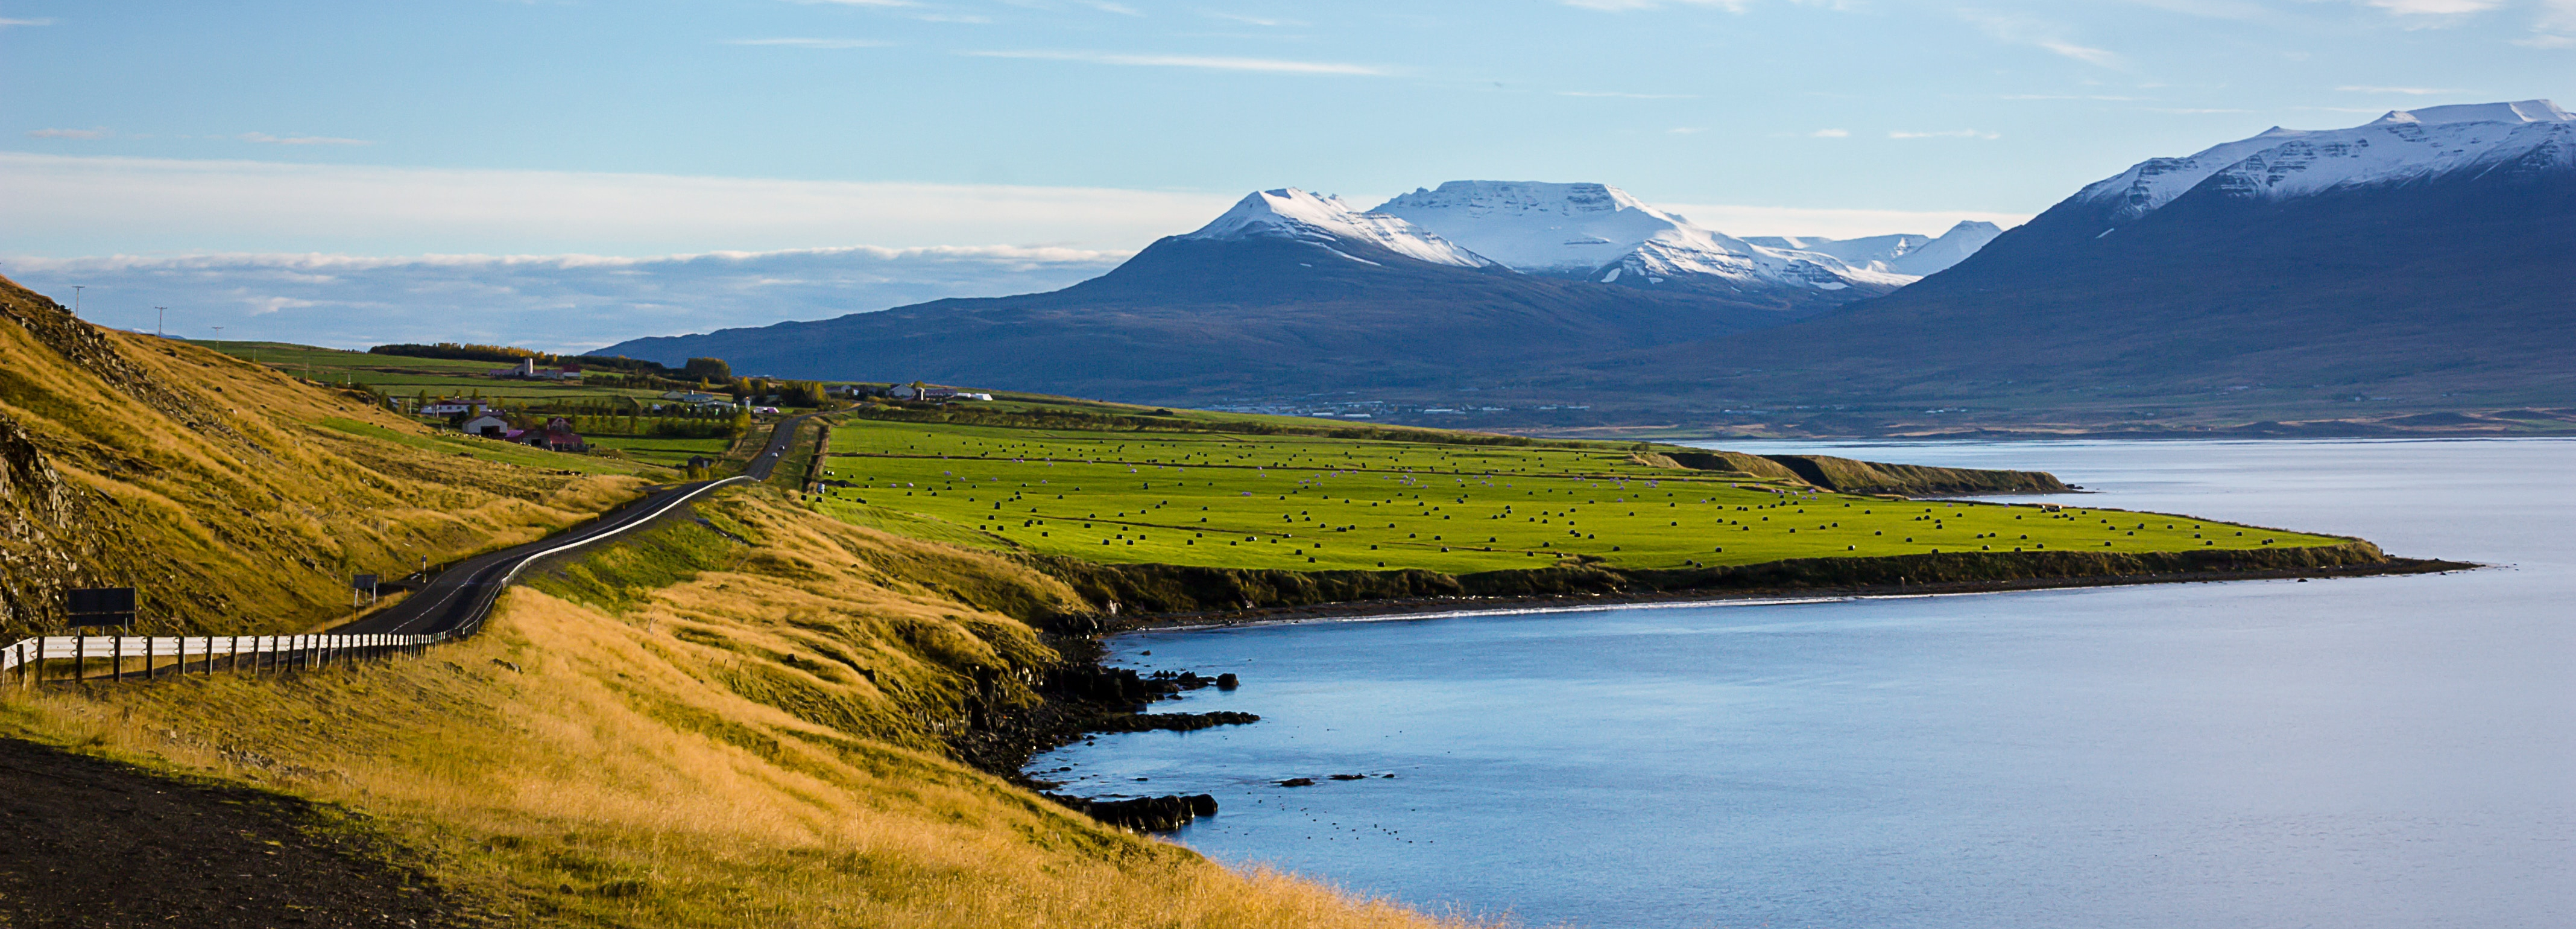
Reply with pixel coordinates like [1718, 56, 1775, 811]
[599, 102, 2575, 434]
[1588, 99, 2576, 431]
[592, 183, 1935, 396]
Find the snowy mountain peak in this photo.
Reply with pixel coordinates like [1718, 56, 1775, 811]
[1378, 180, 1664, 221]
[2369, 99, 2573, 127]
[1372, 181, 1697, 274]
[2076, 100, 2575, 223]
[1742, 221, 2004, 278]
[1372, 180, 1927, 292]
[1182, 188, 1493, 268]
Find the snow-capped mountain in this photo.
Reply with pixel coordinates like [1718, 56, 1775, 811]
[1642, 99, 2576, 413]
[2074, 100, 2574, 224]
[1744, 221, 2004, 277]
[598, 184, 1866, 399]
[1372, 181, 1915, 293]
[1181, 188, 1495, 269]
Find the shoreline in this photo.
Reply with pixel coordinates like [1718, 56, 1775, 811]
[965, 551, 2472, 823]
[1101, 555, 2472, 635]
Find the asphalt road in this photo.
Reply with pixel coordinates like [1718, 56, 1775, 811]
[333, 411, 820, 637]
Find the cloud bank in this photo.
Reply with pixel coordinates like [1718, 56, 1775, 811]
[0, 153, 1236, 257]
[3, 246, 1126, 356]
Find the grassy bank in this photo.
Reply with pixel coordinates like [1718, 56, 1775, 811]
[0, 489, 1488, 928]
[0, 275, 1494, 927]
[813, 412, 2347, 577]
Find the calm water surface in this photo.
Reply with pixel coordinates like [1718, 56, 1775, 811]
[1027, 439, 2576, 928]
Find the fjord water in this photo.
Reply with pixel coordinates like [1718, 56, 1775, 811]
[1028, 439, 2576, 928]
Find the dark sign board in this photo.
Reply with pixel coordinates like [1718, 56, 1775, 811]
[65, 588, 136, 627]
[353, 574, 378, 591]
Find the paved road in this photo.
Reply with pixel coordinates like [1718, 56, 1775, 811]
[333, 412, 822, 637]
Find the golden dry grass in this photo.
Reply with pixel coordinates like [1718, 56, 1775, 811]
[0, 274, 656, 639]
[0, 489, 1497, 928]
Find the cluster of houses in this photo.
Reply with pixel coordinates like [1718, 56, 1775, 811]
[486, 358, 582, 381]
[419, 398, 588, 452]
[886, 384, 993, 402]
[457, 411, 588, 452]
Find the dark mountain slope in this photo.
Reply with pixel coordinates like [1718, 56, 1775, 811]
[1588, 163, 2576, 409]
[597, 232, 1843, 399]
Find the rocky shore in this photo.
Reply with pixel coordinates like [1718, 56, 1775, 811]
[955, 542, 2475, 834]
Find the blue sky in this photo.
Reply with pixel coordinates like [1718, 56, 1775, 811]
[3, 0, 2569, 349]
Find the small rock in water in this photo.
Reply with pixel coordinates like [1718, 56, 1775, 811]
[1328, 774, 1367, 781]
[1216, 673, 1240, 690]
[1278, 778, 1315, 787]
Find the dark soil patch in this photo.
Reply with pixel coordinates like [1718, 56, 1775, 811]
[0, 738, 484, 928]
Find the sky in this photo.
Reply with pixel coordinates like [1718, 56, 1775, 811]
[4, 0, 2569, 350]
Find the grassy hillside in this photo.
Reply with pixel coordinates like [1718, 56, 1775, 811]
[0, 490, 1478, 928]
[0, 276, 667, 641]
[0, 276, 1482, 927]
[812, 411, 2346, 575]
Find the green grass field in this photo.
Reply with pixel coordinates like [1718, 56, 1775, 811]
[317, 417, 671, 477]
[814, 412, 2348, 573]
[582, 434, 734, 468]
[194, 341, 677, 406]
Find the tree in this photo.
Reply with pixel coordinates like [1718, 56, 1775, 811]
[683, 357, 732, 382]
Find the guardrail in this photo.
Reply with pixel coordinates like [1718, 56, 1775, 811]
[0, 417, 811, 690]
[2, 633, 440, 686]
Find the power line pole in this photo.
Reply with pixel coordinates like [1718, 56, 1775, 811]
[154, 306, 166, 338]
[70, 285, 83, 315]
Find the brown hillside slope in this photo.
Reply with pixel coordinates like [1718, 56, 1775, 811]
[2, 489, 1482, 928]
[0, 277, 1479, 927]
[0, 275, 651, 639]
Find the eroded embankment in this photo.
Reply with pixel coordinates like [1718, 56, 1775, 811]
[1636, 450, 2072, 495]
[1022, 541, 2446, 626]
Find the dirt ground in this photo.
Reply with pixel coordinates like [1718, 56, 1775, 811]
[0, 738, 483, 928]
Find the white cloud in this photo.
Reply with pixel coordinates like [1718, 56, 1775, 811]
[1084, 2, 1144, 14]
[244, 295, 318, 316]
[725, 37, 894, 48]
[1563, 0, 1752, 11]
[0, 17, 55, 27]
[1653, 202, 2030, 239]
[786, 0, 917, 6]
[1558, 90, 1700, 99]
[238, 132, 372, 146]
[1960, 10, 2124, 68]
[962, 49, 1392, 75]
[0, 153, 1236, 258]
[28, 127, 110, 139]
[1811, 128, 1849, 137]
[2357, 0, 2501, 14]
[3, 246, 1128, 355]
[2035, 39, 2121, 65]
[2335, 84, 2469, 94]
[1888, 128, 2001, 139]
[1202, 12, 1304, 27]
[2523, 0, 2576, 45]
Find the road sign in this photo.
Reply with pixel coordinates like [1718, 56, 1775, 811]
[66, 588, 136, 628]
[353, 574, 378, 592]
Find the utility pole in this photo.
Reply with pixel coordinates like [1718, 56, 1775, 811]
[70, 285, 83, 315]
[210, 325, 224, 344]
[155, 306, 166, 338]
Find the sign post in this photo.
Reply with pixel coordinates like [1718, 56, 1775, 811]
[65, 588, 136, 630]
